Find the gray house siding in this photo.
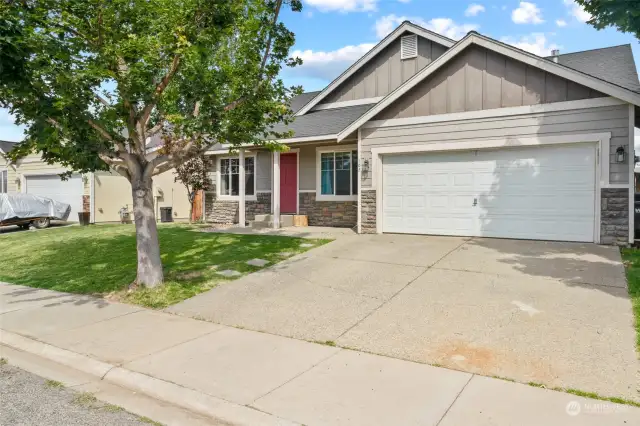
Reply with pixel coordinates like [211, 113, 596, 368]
[298, 145, 316, 191]
[320, 34, 447, 104]
[256, 150, 272, 191]
[375, 45, 605, 120]
[360, 104, 630, 188]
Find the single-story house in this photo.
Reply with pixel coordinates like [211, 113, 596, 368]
[0, 139, 191, 223]
[182, 21, 639, 245]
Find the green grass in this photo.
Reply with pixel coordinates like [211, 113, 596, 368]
[619, 248, 640, 350]
[45, 379, 65, 388]
[0, 224, 329, 308]
[72, 392, 98, 407]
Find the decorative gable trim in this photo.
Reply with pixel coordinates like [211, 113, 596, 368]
[295, 22, 455, 117]
[338, 32, 640, 141]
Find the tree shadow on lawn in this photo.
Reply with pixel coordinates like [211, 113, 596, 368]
[0, 225, 328, 306]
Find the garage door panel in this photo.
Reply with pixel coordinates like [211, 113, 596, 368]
[479, 217, 594, 241]
[25, 174, 83, 222]
[382, 144, 596, 242]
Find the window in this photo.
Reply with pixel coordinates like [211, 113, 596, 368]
[319, 149, 358, 200]
[218, 156, 255, 198]
[0, 170, 7, 193]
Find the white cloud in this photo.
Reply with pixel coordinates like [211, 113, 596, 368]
[375, 14, 478, 40]
[397, 0, 411, 3]
[501, 33, 559, 56]
[511, 2, 544, 24]
[555, 19, 567, 27]
[290, 43, 376, 81]
[465, 4, 485, 17]
[563, 0, 591, 22]
[304, 0, 377, 13]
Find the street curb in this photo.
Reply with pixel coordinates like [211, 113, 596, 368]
[0, 330, 298, 426]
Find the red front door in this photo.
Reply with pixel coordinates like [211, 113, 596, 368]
[280, 153, 297, 214]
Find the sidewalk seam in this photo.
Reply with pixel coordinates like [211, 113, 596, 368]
[249, 349, 343, 406]
[119, 325, 228, 366]
[435, 373, 475, 426]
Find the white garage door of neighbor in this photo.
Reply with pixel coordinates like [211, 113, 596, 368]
[25, 174, 83, 222]
[382, 143, 597, 242]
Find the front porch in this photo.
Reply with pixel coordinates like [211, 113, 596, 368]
[202, 141, 359, 230]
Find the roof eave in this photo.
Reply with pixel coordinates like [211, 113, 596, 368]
[338, 33, 640, 141]
[294, 22, 456, 117]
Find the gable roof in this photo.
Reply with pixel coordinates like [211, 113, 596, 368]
[290, 91, 322, 113]
[0, 140, 17, 155]
[339, 32, 640, 141]
[268, 104, 373, 140]
[547, 44, 640, 93]
[294, 21, 455, 117]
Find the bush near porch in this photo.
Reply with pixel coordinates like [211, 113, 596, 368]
[0, 224, 329, 308]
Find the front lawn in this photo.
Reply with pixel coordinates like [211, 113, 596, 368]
[620, 248, 640, 350]
[0, 224, 329, 308]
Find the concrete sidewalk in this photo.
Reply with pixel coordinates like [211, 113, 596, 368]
[1, 282, 638, 426]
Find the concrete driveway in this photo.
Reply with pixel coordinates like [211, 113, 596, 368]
[169, 234, 638, 401]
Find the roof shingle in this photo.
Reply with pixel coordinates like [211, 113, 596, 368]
[0, 140, 17, 154]
[547, 44, 640, 93]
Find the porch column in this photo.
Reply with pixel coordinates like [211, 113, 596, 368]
[273, 151, 280, 228]
[238, 149, 246, 227]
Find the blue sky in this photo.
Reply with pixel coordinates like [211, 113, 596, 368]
[2, 0, 639, 143]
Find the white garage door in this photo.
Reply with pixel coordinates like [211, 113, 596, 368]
[382, 143, 596, 242]
[25, 174, 83, 222]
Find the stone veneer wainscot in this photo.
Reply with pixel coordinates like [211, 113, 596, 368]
[600, 188, 629, 246]
[204, 190, 271, 224]
[299, 192, 356, 228]
[360, 190, 377, 234]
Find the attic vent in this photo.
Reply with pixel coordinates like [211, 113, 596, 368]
[401, 35, 418, 60]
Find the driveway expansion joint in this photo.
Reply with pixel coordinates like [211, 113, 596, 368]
[435, 373, 475, 426]
[335, 238, 470, 340]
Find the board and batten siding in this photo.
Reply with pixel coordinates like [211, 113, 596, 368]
[375, 45, 605, 120]
[320, 34, 448, 105]
[360, 104, 630, 188]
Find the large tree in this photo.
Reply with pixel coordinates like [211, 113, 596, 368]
[575, 0, 640, 39]
[0, 0, 302, 287]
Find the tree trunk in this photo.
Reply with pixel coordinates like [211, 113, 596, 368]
[131, 178, 164, 288]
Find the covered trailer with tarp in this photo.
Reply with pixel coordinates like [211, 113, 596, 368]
[0, 193, 71, 229]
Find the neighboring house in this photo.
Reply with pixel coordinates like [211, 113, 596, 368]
[0, 139, 190, 223]
[187, 21, 639, 245]
[0, 140, 17, 194]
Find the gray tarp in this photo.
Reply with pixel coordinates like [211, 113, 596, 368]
[0, 193, 71, 223]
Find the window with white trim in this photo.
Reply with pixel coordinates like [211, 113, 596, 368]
[319, 150, 358, 197]
[218, 156, 255, 197]
[0, 170, 7, 193]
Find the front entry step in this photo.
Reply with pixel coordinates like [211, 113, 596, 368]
[252, 214, 294, 228]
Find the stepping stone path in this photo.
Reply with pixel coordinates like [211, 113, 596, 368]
[279, 252, 293, 257]
[216, 269, 242, 278]
[300, 243, 314, 248]
[246, 258, 269, 267]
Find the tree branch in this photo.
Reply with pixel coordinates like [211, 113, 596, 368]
[95, 93, 110, 107]
[87, 119, 128, 154]
[140, 54, 181, 127]
[259, 0, 283, 75]
[223, 1, 284, 113]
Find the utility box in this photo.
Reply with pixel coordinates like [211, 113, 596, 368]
[160, 207, 173, 223]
